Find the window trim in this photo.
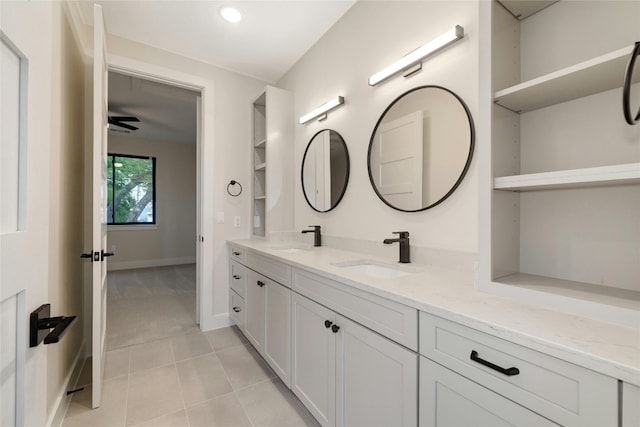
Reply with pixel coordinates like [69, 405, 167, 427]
[107, 153, 157, 225]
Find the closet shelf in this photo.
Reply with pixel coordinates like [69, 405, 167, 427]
[254, 162, 266, 171]
[494, 45, 639, 113]
[255, 138, 266, 147]
[493, 163, 640, 191]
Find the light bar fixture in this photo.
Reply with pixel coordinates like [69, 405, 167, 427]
[299, 96, 345, 125]
[368, 25, 464, 86]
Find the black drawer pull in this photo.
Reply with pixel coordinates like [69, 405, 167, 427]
[233, 251, 241, 256]
[470, 350, 519, 376]
[233, 275, 240, 279]
[324, 320, 333, 328]
[233, 306, 241, 313]
[257, 280, 265, 287]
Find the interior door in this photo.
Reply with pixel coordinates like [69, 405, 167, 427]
[91, 3, 109, 409]
[0, 29, 29, 427]
[371, 110, 423, 210]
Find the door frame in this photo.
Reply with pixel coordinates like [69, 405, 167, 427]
[105, 53, 216, 330]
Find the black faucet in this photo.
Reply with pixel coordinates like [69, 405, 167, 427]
[383, 231, 410, 263]
[302, 225, 322, 247]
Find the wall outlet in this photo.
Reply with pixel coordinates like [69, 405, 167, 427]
[216, 211, 225, 224]
[233, 216, 241, 227]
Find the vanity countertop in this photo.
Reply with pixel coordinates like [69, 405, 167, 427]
[228, 239, 640, 386]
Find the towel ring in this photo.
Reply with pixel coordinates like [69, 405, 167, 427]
[227, 180, 242, 197]
[623, 41, 640, 125]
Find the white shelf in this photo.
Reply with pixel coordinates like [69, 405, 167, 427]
[494, 273, 640, 312]
[254, 195, 266, 200]
[255, 138, 266, 147]
[494, 45, 639, 113]
[254, 162, 266, 171]
[494, 163, 640, 191]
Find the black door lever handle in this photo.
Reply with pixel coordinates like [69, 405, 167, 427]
[101, 250, 115, 261]
[80, 252, 93, 259]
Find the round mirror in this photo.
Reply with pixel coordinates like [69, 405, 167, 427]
[368, 85, 474, 212]
[302, 129, 350, 212]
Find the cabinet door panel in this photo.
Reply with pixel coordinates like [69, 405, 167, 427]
[420, 357, 557, 427]
[292, 293, 336, 427]
[265, 281, 291, 387]
[336, 315, 418, 427]
[245, 270, 266, 354]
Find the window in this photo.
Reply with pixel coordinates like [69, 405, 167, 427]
[107, 154, 156, 225]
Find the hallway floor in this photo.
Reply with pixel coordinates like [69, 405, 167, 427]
[62, 265, 318, 427]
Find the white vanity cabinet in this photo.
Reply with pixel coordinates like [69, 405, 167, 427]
[419, 312, 618, 427]
[622, 383, 640, 427]
[229, 247, 292, 387]
[292, 292, 418, 427]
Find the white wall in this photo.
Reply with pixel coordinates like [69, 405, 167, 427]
[107, 136, 196, 270]
[277, 1, 480, 253]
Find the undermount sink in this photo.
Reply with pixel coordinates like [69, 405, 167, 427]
[269, 244, 310, 254]
[276, 247, 305, 254]
[333, 261, 414, 278]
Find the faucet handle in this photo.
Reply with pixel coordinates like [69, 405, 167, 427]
[392, 231, 409, 238]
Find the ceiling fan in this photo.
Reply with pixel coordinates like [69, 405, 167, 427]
[108, 115, 140, 131]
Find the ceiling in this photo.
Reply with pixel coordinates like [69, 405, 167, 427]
[108, 72, 199, 144]
[77, 0, 356, 83]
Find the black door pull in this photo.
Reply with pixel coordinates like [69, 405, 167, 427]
[470, 350, 520, 376]
[324, 320, 333, 328]
[257, 280, 265, 287]
[331, 324, 340, 333]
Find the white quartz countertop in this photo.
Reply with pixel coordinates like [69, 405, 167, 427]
[228, 239, 640, 386]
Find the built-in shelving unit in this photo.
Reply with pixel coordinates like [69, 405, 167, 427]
[250, 86, 294, 238]
[481, 0, 640, 328]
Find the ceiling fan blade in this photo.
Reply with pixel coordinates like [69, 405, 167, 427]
[109, 116, 140, 122]
[110, 121, 139, 131]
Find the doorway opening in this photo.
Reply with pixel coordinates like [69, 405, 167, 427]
[105, 71, 201, 350]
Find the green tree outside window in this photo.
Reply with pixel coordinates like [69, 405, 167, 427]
[107, 154, 156, 224]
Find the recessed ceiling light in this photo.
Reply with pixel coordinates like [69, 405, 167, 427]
[220, 7, 242, 23]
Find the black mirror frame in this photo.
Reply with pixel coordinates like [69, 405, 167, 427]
[301, 129, 351, 213]
[367, 85, 475, 212]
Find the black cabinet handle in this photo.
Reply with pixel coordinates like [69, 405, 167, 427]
[470, 350, 519, 376]
[623, 41, 640, 125]
[233, 275, 240, 280]
[257, 280, 265, 287]
[331, 324, 340, 333]
[233, 251, 241, 256]
[233, 306, 241, 313]
[324, 320, 333, 328]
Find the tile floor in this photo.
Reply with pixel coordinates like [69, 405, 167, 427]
[62, 265, 319, 427]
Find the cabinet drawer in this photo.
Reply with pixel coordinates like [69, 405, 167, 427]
[420, 312, 617, 427]
[294, 268, 417, 351]
[229, 245, 247, 263]
[247, 252, 292, 287]
[420, 357, 555, 427]
[229, 260, 247, 298]
[229, 290, 245, 329]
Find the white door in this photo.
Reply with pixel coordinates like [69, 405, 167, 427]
[244, 270, 266, 354]
[1, 30, 28, 427]
[371, 110, 423, 210]
[335, 315, 417, 427]
[91, 4, 109, 409]
[264, 281, 291, 387]
[292, 293, 336, 427]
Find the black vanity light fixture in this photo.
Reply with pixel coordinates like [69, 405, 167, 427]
[368, 25, 465, 86]
[299, 96, 345, 125]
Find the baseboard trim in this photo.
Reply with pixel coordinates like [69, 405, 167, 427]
[107, 256, 196, 271]
[200, 313, 232, 332]
[47, 341, 86, 427]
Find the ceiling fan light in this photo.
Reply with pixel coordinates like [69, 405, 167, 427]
[220, 7, 242, 23]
